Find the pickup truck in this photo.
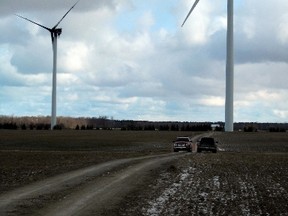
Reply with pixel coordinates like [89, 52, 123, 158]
[197, 137, 218, 153]
[173, 136, 192, 152]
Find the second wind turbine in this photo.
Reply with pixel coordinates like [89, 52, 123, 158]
[16, 1, 79, 130]
[182, 0, 234, 132]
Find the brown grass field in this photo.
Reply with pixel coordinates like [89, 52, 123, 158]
[0, 130, 288, 215]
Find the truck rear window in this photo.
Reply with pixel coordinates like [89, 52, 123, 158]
[177, 138, 189, 142]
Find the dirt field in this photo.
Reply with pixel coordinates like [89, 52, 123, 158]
[119, 132, 288, 216]
[0, 130, 288, 215]
[0, 130, 196, 193]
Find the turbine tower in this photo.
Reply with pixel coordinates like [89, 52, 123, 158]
[16, 1, 79, 130]
[182, 0, 234, 132]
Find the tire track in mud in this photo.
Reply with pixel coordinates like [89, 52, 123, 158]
[42, 153, 187, 216]
[0, 153, 188, 215]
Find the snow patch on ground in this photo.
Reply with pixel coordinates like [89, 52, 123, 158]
[143, 168, 193, 216]
[133, 153, 288, 216]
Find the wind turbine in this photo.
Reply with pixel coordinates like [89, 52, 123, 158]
[182, 0, 234, 132]
[16, 1, 79, 130]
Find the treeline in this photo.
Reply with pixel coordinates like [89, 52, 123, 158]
[0, 115, 287, 132]
[0, 115, 219, 131]
[0, 116, 77, 130]
[116, 122, 217, 131]
[0, 122, 59, 130]
[237, 122, 288, 132]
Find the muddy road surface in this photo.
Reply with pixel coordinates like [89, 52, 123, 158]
[0, 153, 188, 215]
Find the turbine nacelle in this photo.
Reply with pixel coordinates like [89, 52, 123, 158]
[52, 28, 62, 37]
[16, 0, 79, 38]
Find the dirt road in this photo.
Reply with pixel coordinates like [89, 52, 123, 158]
[0, 152, 188, 215]
[1, 132, 287, 215]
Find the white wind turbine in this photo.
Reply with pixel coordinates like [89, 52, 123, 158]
[182, 0, 234, 132]
[16, 1, 79, 130]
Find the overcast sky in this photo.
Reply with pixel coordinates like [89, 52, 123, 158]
[1, 0, 288, 122]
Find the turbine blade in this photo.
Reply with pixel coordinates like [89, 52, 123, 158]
[15, 14, 51, 32]
[53, 0, 80, 29]
[181, 0, 201, 27]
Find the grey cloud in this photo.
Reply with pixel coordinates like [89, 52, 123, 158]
[1, 0, 128, 17]
[11, 43, 52, 74]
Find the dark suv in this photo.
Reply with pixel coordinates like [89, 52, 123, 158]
[197, 137, 217, 153]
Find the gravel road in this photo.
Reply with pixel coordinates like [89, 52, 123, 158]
[0, 152, 188, 215]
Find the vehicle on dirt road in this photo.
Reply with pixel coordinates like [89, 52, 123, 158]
[197, 137, 217, 153]
[173, 137, 192, 152]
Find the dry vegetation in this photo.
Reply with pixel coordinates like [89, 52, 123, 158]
[1, 131, 288, 215]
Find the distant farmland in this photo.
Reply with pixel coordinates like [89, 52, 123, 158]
[0, 130, 287, 215]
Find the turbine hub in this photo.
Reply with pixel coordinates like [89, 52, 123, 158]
[53, 28, 62, 37]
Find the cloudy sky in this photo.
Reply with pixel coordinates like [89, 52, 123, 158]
[1, 0, 288, 122]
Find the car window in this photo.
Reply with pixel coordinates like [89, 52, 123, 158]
[200, 138, 215, 145]
[177, 138, 189, 141]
